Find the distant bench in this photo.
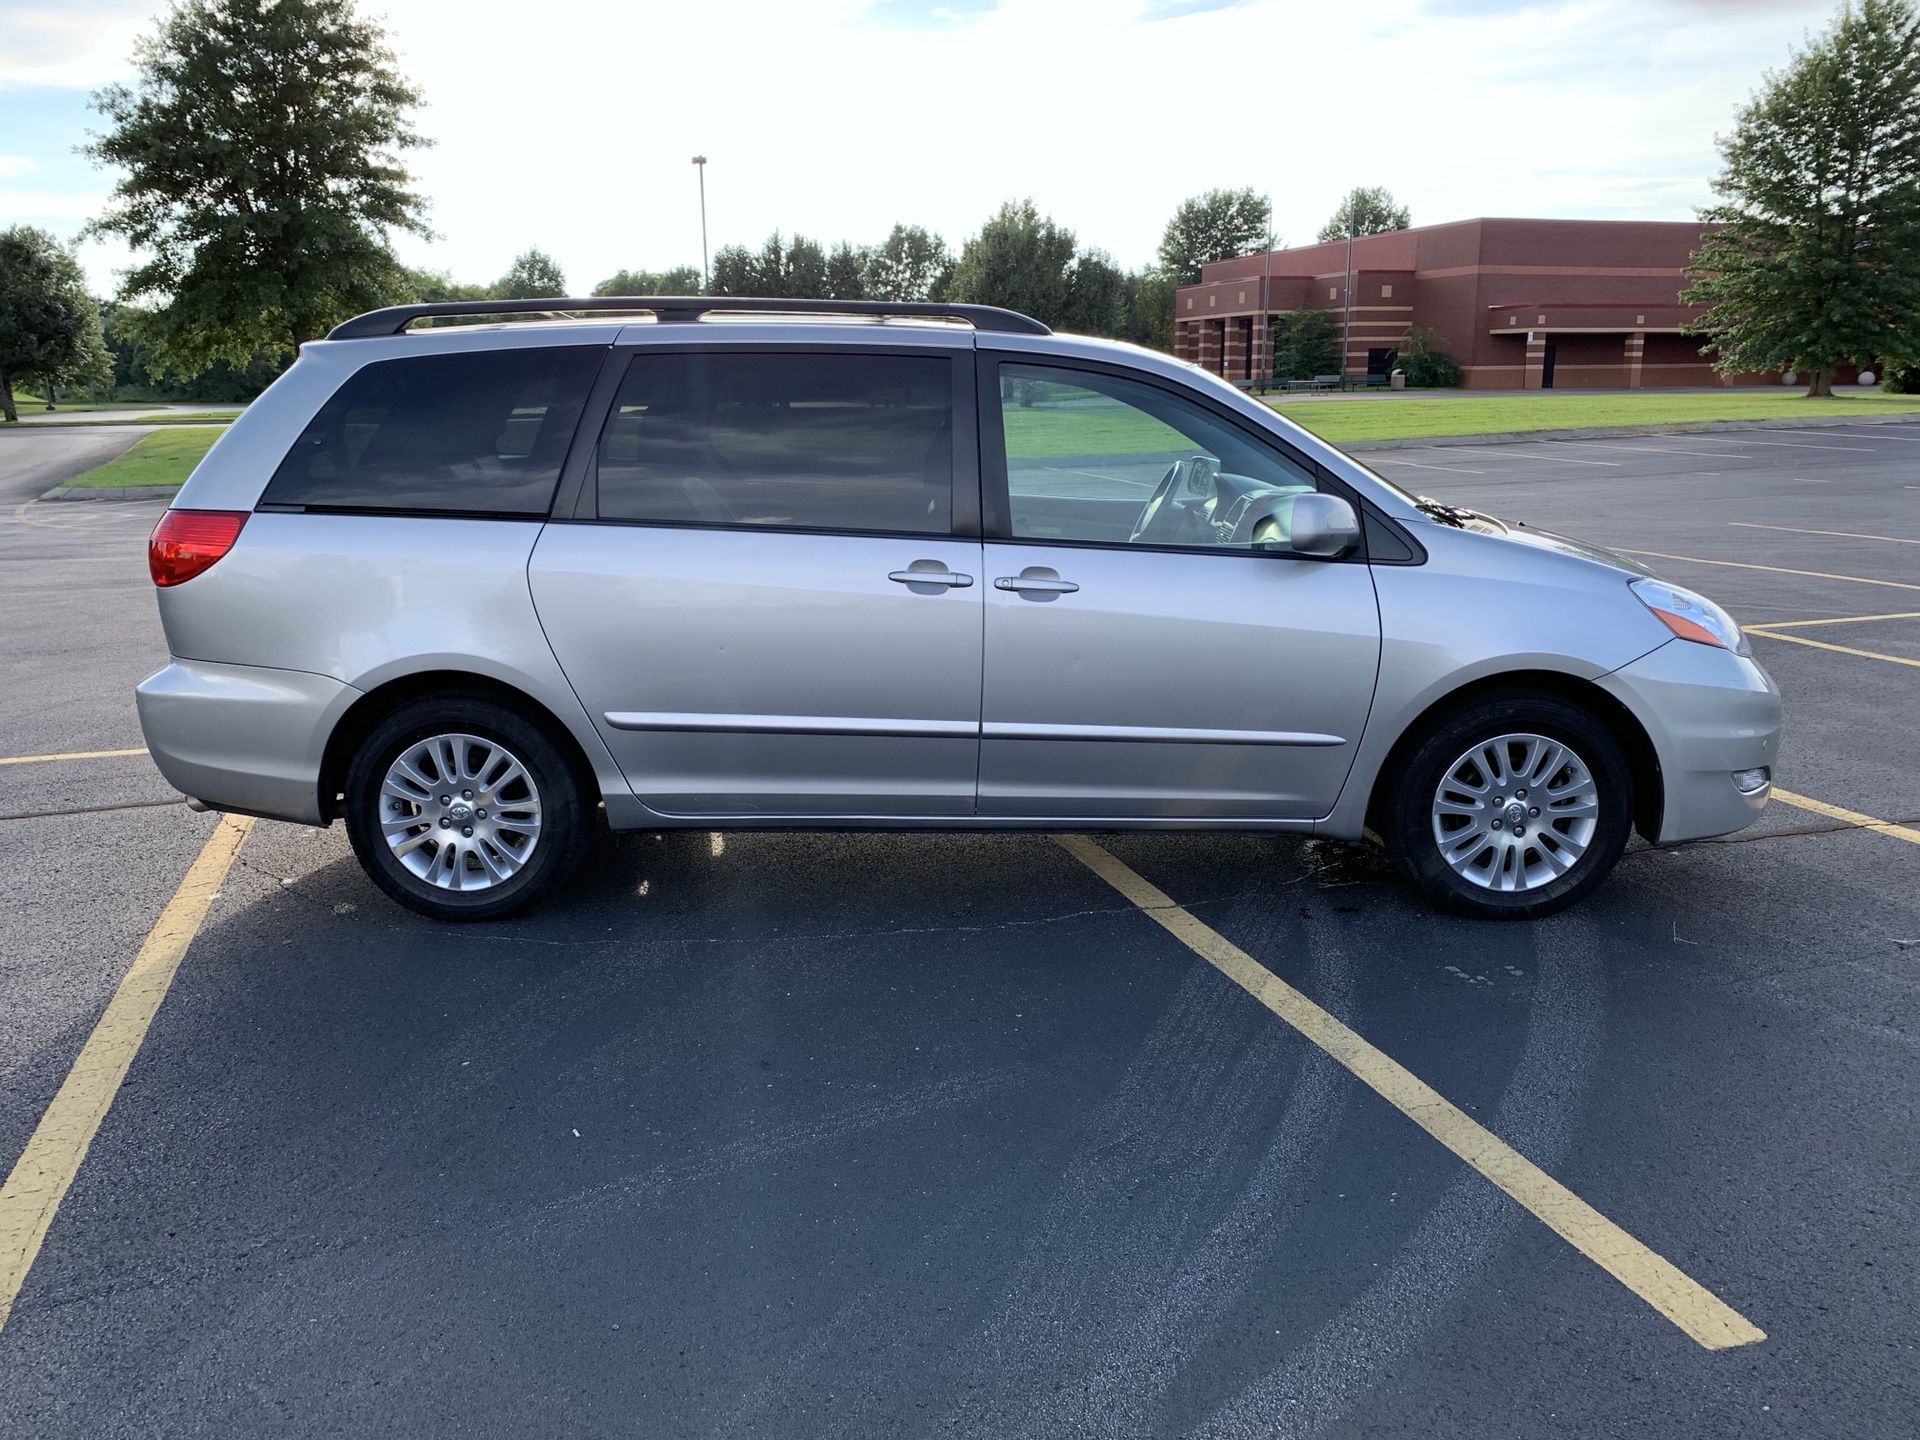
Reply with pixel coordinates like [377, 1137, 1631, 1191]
[1235, 374, 1386, 395]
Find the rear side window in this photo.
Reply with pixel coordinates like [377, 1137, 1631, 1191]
[596, 351, 953, 535]
[261, 347, 602, 514]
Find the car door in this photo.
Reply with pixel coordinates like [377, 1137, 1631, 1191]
[977, 356, 1381, 819]
[530, 343, 983, 818]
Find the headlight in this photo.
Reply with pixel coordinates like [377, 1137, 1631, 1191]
[1629, 578, 1749, 655]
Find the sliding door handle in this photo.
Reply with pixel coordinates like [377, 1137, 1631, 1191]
[994, 575, 1079, 594]
[888, 567, 973, 589]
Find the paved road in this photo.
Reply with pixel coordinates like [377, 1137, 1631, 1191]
[0, 425, 1915, 1438]
[0, 425, 153, 503]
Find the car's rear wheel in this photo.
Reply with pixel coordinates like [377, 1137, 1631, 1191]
[1381, 692, 1632, 920]
[344, 695, 590, 921]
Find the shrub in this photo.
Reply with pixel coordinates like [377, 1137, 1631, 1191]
[1401, 349, 1462, 387]
[1882, 360, 1920, 393]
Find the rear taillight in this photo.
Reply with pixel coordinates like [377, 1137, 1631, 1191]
[149, 509, 249, 587]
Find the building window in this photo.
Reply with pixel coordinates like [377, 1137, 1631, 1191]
[1536, 314, 1546, 324]
[1381, 284, 1392, 298]
[1209, 295, 1216, 307]
[1238, 290, 1246, 304]
[1508, 315, 1517, 326]
[1329, 286, 1338, 300]
[1185, 298, 1193, 310]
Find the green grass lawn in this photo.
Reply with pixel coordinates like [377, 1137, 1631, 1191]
[64, 428, 225, 488]
[3, 394, 172, 418]
[1002, 389, 1920, 456]
[1266, 389, 1920, 443]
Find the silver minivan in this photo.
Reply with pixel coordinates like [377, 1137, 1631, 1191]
[136, 297, 1781, 921]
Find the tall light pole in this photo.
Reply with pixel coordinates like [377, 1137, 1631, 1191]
[1341, 190, 1356, 389]
[692, 155, 709, 292]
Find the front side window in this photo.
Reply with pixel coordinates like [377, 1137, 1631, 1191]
[997, 363, 1321, 551]
[596, 351, 954, 535]
[262, 346, 601, 514]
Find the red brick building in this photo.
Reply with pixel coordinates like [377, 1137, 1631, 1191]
[1172, 216, 1779, 391]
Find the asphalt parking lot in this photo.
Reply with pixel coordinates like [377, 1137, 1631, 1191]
[0, 421, 1915, 1438]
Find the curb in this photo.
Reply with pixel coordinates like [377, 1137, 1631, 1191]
[40, 484, 181, 502]
[1333, 413, 1920, 452]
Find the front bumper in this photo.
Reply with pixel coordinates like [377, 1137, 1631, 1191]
[136, 658, 359, 825]
[1597, 639, 1783, 843]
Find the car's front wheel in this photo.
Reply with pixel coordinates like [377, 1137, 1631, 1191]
[1381, 692, 1633, 920]
[343, 695, 590, 921]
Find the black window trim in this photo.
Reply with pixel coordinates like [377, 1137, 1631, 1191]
[976, 351, 1424, 566]
[568, 341, 980, 541]
[256, 342, 613, 521]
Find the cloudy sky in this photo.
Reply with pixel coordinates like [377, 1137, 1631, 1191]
[1, 0, 1831, 297]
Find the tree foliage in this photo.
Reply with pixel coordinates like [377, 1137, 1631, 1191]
[493, 249, 567, 299]
[403, 267, 491, 303]
[1684, 0, 1920, 396]
[0, 226, 112, 421]
[867, 224, 952, 301]
[1397, 324, 1461, 387]
[708, 233, 836, 297]
[947, 200, 1079, 326]
[591, 266, 703, 297]
[1271, 309, 1340, 380]
[1316, 186, 1411, 244]
[1157, 188, 1272, 285]
[83, 0, 430, 374]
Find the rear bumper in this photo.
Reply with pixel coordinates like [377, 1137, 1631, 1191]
[1597, 640, 1783, 843]
[136, 658, 358, 825]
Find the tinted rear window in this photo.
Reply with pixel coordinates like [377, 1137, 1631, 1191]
[595, 351, 953, 534]
[262, 347, 602, 514]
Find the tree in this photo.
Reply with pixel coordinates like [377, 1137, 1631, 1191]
[867, 224, 952, 301]
[0, 227, 112, 422]
[1316, 186, 1411, 244]
[708, 233, 833, 297]
[825, 242, 871, 300]
[1156, 188, 1271, 285]
[593, 266, 703, 297]
[1684, 0, 1920, 397]
[1271, 309, 1340, 380]
[947, 200, 1079, 326]
[84, 0, 430, 375]
[1125, 268, 1179, 351]
[1063, 249, 1128, 336]
[1397, 324, 1461, 387]
[402, 267, 491, 303]
[493, 249, 567, 299]
[786, 236, 830, 298]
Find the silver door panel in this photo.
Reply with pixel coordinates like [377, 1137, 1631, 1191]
[529, 525, 984, 816]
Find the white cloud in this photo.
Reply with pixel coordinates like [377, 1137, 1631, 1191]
[0, 4, 148, 89]
[9, 0, 1827, 295]
[0, 156, 39, 178]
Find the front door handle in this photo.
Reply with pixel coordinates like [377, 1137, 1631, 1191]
[888, 567, 973, 589]
[994, 574, 1080, 594]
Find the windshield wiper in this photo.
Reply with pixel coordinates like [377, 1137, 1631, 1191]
[1414, 497, 1475, 527]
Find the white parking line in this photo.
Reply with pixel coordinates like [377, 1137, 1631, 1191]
[1689, 434, 1875, 454]
[1364, 456, 1488, 475]
[1731, 522, 1920, 546]
[1819, 427, 1920, 444]
[1453, 447, 1622, 468]
[1545, 439, 1746, 459]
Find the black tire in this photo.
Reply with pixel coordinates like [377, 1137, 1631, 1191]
[343, 695, 591, 922]
[1380, 691, 1633, 921]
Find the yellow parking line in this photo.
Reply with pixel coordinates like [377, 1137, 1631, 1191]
[0, 814, 252, 1334]
[1620, 550, 1920, 593]
[1052, 834, 1767, 1352]
[1769, 789, 1920, 845]
[0, 747, 149, 768]
[1756, 611, 1920, 629]
[1746, 629, 1920, 669]
[1730, 521, 1920, 546]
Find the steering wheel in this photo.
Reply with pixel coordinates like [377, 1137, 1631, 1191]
[1129, 455, 1213, 544]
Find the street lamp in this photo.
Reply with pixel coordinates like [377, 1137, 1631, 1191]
[691, 155, 709, 293]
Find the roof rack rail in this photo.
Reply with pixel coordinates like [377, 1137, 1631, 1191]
[326, 295, 1051, 340]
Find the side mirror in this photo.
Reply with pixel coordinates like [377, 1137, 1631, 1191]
[1249, 491, 1362, 558]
